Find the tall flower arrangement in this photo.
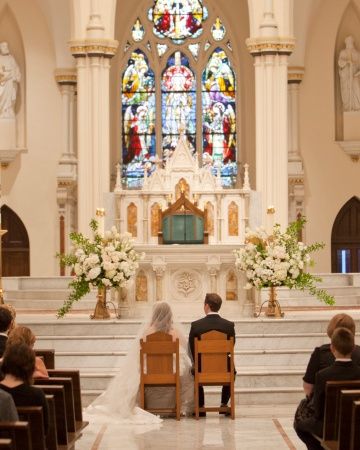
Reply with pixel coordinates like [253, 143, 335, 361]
[57, 219, 144, 317]
[234, 218, 335, 305]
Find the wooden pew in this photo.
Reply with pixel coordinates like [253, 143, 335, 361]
[35, 378, 76, 433]
[351, 400, 360, 450]
[322, 380, 360, 442]
[35, 384, 69, 447]
[16, 406, 46, 450]
[0, 422, 31, 450]
[0, 439, 14, 449]
[322, 389, 360, 450]
[45, 395, 59, 450]
[35, 349, 55, 369]
[47, 369, 88, 432]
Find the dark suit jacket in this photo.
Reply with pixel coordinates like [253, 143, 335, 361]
[0, 335, 7, 358]
[188, 314, 235, 362]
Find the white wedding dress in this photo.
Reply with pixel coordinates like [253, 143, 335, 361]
[85, 304, 194, 425]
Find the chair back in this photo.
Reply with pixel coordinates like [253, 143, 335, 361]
[351, 400, 360, 450]
[140, 332, 179, 376]
[195, 330, 234, 376]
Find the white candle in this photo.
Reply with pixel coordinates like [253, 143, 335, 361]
[96, 208, 105, 237]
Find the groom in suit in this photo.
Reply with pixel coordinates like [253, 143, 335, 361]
[189, 293, 235, 412]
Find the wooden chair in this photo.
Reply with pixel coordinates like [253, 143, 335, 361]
[0, 439, 14, 450]
[35, 349, 55, 369]
[16, 406, 46, 450]
[194, 330, 235, 420]
[139, 331, 180, 420]
[0, 422, 31, 450]
[323, 380, 360, 441]
[350, 400, 360, 450]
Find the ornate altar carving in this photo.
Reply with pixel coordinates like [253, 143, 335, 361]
[228, 201, 239, 236]
[226, 270, 238, 301]
[127, 202, 137, 237]
[205, 201, 214, 236]
[150, 202, 161, 237]
[135, 270, 148, 301]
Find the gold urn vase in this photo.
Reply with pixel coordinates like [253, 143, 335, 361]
[91, 286, 111, 320]
[265, 286, 284, 318]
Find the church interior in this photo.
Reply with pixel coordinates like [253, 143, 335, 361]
[0, 0, 360, 448]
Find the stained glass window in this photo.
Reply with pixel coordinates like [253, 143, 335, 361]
[211, 17, 226, 41]
[122, 50, 156, 188]
[188, 43, 200, 59]
[148, 0, 208, 43]
[202, 48, 237, 187]
[132, 18, 145, 42]
[162, 51, 196, 160]
[157, 44, 168, 57]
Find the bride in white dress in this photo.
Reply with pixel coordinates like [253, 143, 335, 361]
[85, 302, 194, 424]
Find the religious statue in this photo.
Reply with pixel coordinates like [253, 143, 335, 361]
[338, 36, 360, 112]
[0, 42, 21, 119]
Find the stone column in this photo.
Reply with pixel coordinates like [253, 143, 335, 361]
[246, 2, 295, 230]
[55, 70, 78, 274]
[70, 2, 118, 233]
[288, 67, 305, 224]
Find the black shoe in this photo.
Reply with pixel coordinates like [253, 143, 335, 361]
[192, 411, 206, 417]
[219, 404, 231, 416]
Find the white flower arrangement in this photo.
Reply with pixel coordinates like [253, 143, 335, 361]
[57, 219, 144, 317]
[234, 218, 335, 305]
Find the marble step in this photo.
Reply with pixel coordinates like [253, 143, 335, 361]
[79, 367, 304, 391]
[262, 285, 360, 300]
[81, 387, 304, 407]
[52, 348, 313, 368]
[35, 332, 348, 351]
[23, 317, 360, 337]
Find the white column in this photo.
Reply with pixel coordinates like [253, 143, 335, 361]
[247, 1, 295, 230]
[288, 67, 305, 224]
[55, 70, 78, 273]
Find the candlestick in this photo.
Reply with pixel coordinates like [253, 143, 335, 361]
[96, 208, 105, 237]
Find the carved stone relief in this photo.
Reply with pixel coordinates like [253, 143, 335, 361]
[150, 202, 161, 237]
[127, 202, 138, 237]
[135, 270, 148, 301]
[171, 269, 202, 301]
[228, 201, 238, 236]
[205, 201, 214, 236]
[226, 270, 238, 301]
[175, 178, 190, 200]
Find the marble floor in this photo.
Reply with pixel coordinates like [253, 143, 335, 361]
[76, 406, 306, 450]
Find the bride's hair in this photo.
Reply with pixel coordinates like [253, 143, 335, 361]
[150, 302, 173, 334]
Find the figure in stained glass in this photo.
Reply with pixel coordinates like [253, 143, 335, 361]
[122, 50, 156, 188]
[202, 48, 237, 187]
[162, 51, 196, 159]
[148, 0, 207, 43]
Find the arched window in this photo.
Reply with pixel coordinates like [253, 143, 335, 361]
[120, 2, 237, 188]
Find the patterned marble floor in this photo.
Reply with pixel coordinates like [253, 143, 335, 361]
[76, 406, 307, 450]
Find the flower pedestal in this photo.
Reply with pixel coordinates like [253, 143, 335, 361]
[90, 286, 110, 320]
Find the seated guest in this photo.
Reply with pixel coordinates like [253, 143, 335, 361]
[7, 326, 49, 378]
[0, 343, 49, 434]
[188, 293, 235, 413]
[2, 304, 17, 334]
[0, 306, 13, 357]
[303, 313, 360, 397]
[0, 389, 19, 421]
[295, 327, 360, 450]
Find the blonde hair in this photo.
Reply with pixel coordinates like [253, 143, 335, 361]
[8, 325, 36, 347]
[327, 313, 356, 338]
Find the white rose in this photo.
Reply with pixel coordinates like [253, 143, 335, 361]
[74, 263, 83, 276]
[87, 266, 101, 280]
[105, 270, 116, 279]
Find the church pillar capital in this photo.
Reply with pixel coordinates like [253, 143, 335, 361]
[153, 264, 166, 302]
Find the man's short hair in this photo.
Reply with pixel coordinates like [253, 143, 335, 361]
[327, 313, 356, 338]
[0, 306, 13, 333]
[204, 293, 222, 312]
[331, 327, 355, 357]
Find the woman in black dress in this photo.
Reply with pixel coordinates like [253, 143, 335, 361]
[303, 313, 360, 397]
[0, 342, 49, 433]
